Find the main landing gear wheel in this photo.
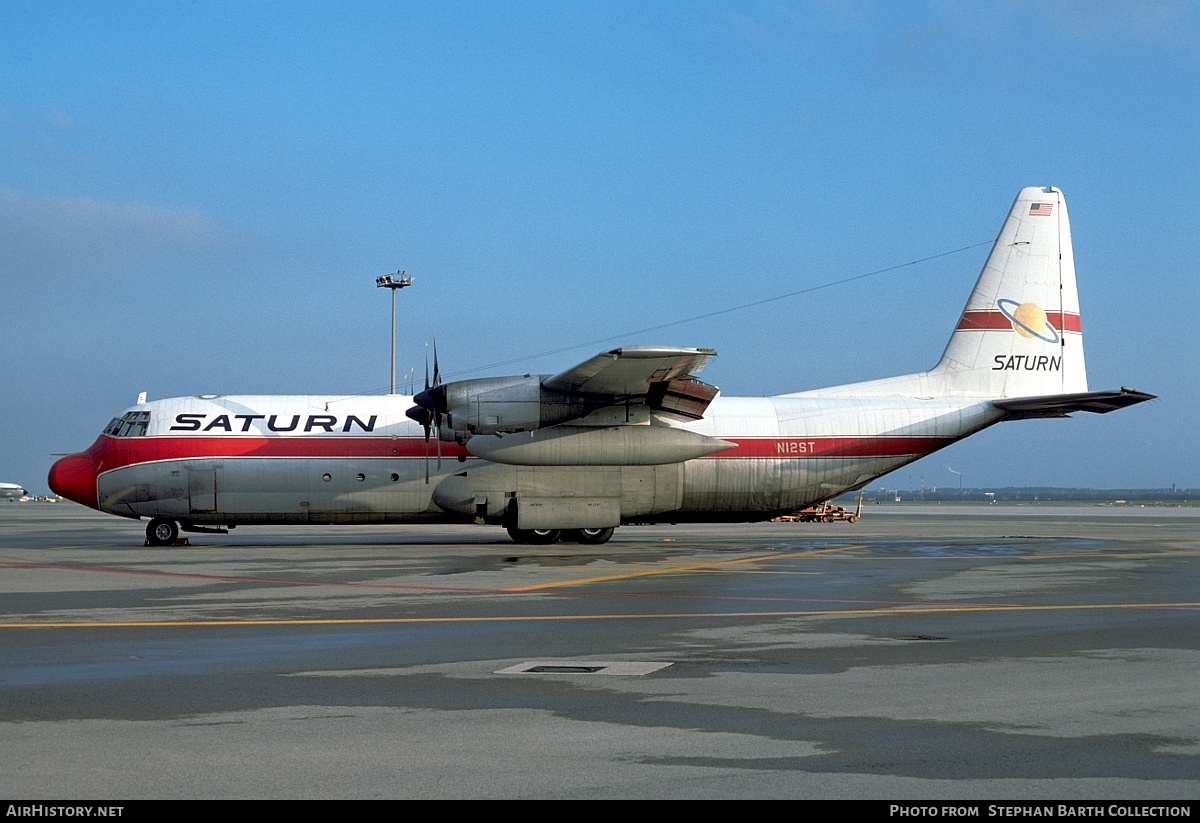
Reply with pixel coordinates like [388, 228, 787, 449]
[567, 527, 615, 545]
[146, 518, 179, 546]
[505, 525, 563, 545]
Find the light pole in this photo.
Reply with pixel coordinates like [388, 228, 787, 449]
[375, 271, 413, 394]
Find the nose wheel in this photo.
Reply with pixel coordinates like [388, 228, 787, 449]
[146, 518, 179, 546]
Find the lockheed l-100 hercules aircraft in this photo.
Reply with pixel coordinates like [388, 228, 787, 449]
[49, 187, 1153, 546]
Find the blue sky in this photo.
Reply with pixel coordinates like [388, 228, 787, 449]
[2, 1, 1197, 494]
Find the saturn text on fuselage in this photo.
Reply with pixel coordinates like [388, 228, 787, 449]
[168, 414, 379, 433]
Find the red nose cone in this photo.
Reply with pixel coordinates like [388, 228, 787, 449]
[48, 452, 99, 509]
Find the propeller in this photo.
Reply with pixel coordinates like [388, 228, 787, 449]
[406, 339, 447, 483]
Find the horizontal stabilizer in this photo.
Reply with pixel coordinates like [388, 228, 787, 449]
[993, 387, 1155, 419]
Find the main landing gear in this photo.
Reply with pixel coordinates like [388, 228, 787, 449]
[505, 525, 615, 545]
[572, 527, 616, 545]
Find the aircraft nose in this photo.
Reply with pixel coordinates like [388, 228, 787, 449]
[48, 451, 99, 509]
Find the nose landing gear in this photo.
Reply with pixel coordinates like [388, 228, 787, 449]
[145, 518, 180, 546]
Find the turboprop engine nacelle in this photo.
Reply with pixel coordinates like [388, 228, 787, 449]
[409, 374, 602, 438]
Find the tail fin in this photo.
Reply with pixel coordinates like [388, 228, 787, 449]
[933, 186, 1086, 398]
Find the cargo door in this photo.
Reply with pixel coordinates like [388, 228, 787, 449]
[188, 464, 221, 514]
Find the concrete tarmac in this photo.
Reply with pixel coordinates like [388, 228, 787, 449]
[1, 502, 1197, 799]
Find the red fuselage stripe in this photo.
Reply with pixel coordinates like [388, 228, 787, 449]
[716, 437, 951, 458]
[85, 435, 466, 471]
[84, 434, 953, 473]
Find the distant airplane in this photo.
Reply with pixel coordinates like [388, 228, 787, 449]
[49, 187, 1153, 546]
[1, 482, 28, 500]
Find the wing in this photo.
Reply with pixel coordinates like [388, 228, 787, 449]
[543, 346, 716, 396]
[543, 346, 720, 421]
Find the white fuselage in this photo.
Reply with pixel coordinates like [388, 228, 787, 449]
[52, 392, 1000, 526]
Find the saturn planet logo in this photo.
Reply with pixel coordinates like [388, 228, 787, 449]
[996, 299, 1060, 344]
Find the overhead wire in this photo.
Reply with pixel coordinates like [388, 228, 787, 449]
[449, 239, 994, 378]
[326, 237, 994, 402]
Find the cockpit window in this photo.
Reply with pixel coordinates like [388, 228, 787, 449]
[105, 411, 151, 437]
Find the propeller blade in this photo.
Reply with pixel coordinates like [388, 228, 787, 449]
[435, 412, 443, 469]
[410, 336, 446, 481]
[432, 336, 441, 388]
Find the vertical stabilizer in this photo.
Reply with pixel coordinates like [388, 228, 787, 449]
[933, 186, 1086, 398]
